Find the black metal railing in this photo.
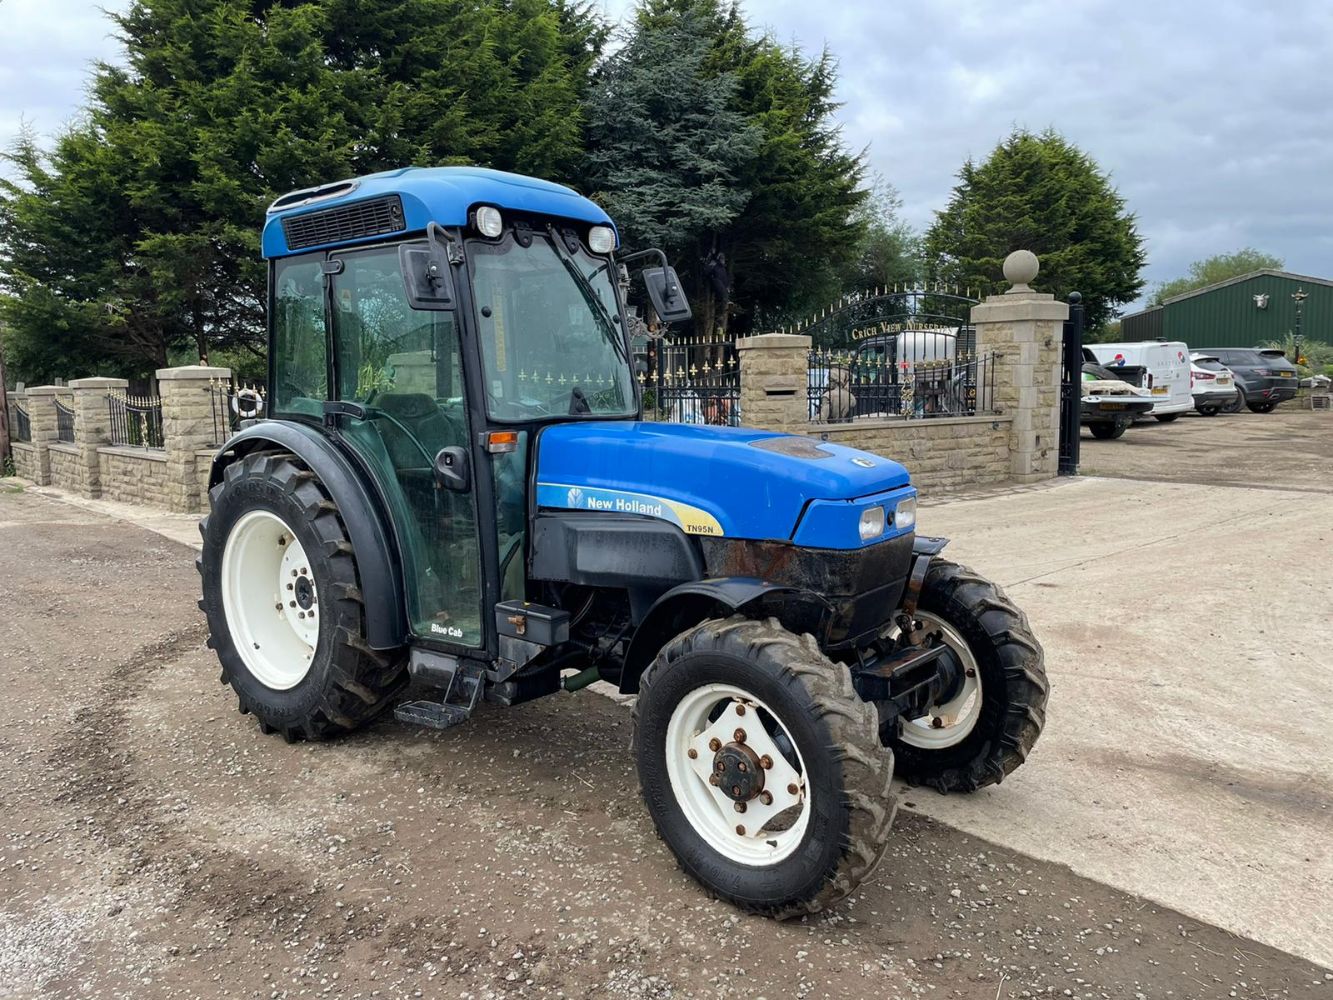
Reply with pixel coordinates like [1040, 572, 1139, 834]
[54, 399, 76, 443]
[10, 402, 31, 443]
[209, 378, 267, 446]
[808, 348, 997, 424]
[107, 391, 165, 449]
[640, 338, 741, 427]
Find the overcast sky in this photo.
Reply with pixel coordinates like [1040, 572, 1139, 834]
[3, 0, 1330, 308]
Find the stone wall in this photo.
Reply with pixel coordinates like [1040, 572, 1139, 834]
[197, 449, 218, 510]
[98, 447, 172, 507]
[811, 416, 1013, 493]
[11, 442, 38, 481]
[48, 443, 84, 493]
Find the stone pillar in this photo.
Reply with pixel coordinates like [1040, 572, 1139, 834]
[970, 251, 1068, 483]
[156, 365, 231, 513]
[20, 385, 62, 485]
[68, 377, 128, 498]
[736, 333, 812, 435]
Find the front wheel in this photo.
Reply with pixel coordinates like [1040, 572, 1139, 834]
[1154, 412, 1181, 423]
[1088, 420, 1126, 440]
[888, 560, 1048, 793]
[633, 617, 895, 918]
[1222, 388, 1246, 414]
[1196, 406, 1220, 416]
[1247, 401, 1277, 413]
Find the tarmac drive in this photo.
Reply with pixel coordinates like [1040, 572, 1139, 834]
[2, 405, 1331, 998]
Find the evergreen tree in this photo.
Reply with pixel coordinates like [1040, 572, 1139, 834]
[847, 177, 920, 294]
[0, 0, 604, 382]
[923, 128, 1145, 331]
[584, 0, 866, 337]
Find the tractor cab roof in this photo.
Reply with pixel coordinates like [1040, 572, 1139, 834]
[261, 166, 615, 259]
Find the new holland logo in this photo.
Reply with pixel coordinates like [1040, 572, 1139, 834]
[851, 457, 875, 468]
[566, 486, 584, 508]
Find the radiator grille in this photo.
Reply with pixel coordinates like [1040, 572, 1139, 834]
[281, 195, 405, 250]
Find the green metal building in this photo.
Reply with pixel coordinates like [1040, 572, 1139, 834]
[1120, 269, 1332, 349]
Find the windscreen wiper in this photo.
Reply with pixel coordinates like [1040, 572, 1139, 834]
[547, 227, 628, 363]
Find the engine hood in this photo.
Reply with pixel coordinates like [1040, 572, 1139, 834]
[533, 422, 911, 545]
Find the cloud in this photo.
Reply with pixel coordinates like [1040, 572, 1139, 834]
[6, 0, 1331, 309]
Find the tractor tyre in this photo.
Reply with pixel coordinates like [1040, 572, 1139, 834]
[1222, 388, 1246, 414]
[1154, 413, 1181, 423]
[198, 452, 407, 741]
[633, 616, 895, 918]
[1088, 420, 1126, 440]
[889, 560, 1048, 793]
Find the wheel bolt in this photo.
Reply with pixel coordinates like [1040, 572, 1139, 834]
[277, 536, 286, 546]
[708, 774, 720, 786]
[731, 785, 741, 797]
[965, 668, 976, 678]
[737, 761, 747, 773]
[931, 717, 944, 729]
[735, 704, 746, 716]
[733, 728, 746, 743]
[289, 601, 296, 608]
[687, 748, 698, 759]
[298, 612, 306, 619]
[787, 783, 799, 796]
[733, 800, 746, 813]
[759, 791, 773, 805]
[286, 583, 294, 591]
[735, 825, 746, 836]
[274, 603, 283, 611]
[291, 570, 298, 578]
[760, 755, 773, 769]
[300, 568, 308, 576]
[714, 760, 725, 773]
[708, 738, 721, 752]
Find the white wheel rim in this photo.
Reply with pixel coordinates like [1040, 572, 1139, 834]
[220, 509, 319, 690]
[664, 683, 811, 866]
[893, 613, 983, 749]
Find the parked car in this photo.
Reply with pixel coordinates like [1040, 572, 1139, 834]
[1195, 348, 1299, 413]
[1085, 341, 1193, 421]
[1080, 362, 1155, 438]
[1188, 354, 1238, 416]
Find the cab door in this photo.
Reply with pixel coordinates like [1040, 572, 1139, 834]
[327, 244, 485, 647]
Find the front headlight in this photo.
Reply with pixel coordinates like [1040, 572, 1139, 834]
[858, 506, 886, 541]
[587, 225, 616, 255]
[893, 496, 917, 531]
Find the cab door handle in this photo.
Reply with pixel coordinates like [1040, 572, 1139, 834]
[434, 446, 470, 492]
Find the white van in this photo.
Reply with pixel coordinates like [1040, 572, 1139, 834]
[1085, 341, 1193, 421]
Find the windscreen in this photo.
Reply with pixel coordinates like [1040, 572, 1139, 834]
[469, 233, 635, 421]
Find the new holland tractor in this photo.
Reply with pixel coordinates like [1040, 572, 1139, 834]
[199, 166, 1048, 917]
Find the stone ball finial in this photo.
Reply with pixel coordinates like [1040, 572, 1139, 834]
[1003, 249, 1039, 292]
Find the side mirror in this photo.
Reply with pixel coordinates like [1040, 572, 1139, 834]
[433, 446, 470, 492]
[400, 239, 456, 311]
[643, 266, 692, 325]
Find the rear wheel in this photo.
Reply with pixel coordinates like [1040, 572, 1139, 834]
[1088, 420, 1126, 439]
[633, 617, 895, 917]
[1222, 387, 1246, 414]
[199, 452, 407, 741]
[888, 560, 1048, 793]
[1196, 406, 1220, 416]
[1154, 413, 1181, 423]
[1247, 401, 1277, 413]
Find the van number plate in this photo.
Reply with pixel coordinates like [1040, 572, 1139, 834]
[1152, 387, 1168, 395]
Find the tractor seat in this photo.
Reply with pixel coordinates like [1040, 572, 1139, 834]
[372, 392, 466, 465]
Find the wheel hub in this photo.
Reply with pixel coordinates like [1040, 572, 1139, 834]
[293, 575, 315, 610]
[713, 741, 765, 802]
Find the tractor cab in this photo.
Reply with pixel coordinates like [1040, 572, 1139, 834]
[199, 166, 1047, 920]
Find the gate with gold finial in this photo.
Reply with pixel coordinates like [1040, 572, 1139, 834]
[640, 329, 740, 427]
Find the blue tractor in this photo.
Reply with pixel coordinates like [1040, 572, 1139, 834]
[199, 166, 1048, 916]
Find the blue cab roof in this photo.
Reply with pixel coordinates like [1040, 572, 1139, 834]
[261, 166, 616, 259]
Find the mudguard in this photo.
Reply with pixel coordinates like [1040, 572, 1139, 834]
[209, 421, 406, 650]
[619, 577, 829, 694]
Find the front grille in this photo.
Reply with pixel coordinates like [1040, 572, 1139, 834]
[281, 195, 405, 250]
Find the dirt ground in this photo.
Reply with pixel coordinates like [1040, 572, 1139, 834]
[1078, 403, 1333, 494]
[2, 487, 1331, 999]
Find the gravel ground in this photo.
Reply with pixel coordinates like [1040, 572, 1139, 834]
[1, 486, 1331, 1000]
[1078, 403, 1333, 493]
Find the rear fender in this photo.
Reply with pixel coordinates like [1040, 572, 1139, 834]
[209, 422, 407, 650]
[619, 577, 829, 694]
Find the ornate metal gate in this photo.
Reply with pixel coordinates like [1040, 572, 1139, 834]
[1058, 292, 1084, 475]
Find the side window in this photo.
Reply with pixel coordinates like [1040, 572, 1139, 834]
[271, 256, 328, 418]
[333, 246, 460, 402]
